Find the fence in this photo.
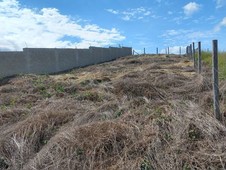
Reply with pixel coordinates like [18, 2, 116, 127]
[185, 40, 223, 122]
[132, 46, 184, 56]
[0, 46, 132, 78]
[133, 42, 224, 123]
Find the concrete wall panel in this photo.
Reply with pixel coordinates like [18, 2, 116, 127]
[0, 52, 26, 77]
[24, 48, 57, 74]
[0, 46, 132, 78]
[56, 49, 78, 71]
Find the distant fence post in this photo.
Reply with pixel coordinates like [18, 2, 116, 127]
[192, 42, 195, 69]
[186, 46, 189, 56]
[144, 48, 146, 55]
[168, 47, 170, 55]
[190, 44, 192, 58]
[212, 40, 222, 121]
[179, 47, 181, 57]
[156, 48, 158, 55]
[198, 41, 202, 74]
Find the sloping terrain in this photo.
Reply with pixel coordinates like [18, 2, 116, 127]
[0, 55, 226, 170]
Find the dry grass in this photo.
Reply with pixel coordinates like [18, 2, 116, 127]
[0, 55, 226, 169]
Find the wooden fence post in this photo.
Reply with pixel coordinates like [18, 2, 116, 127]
[190, 44, 192, 58]
[156, 48, 158, 55]
[186, 46, 189, 56]
[198, 41, 202, 74]
[212, 40, 222, 121]
[192, 42, 195, 69]
[144, 48, 146, 55]
[179, 47, 181, 57]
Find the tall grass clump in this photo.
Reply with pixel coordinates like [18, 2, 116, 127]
[201, 51, 226, 80]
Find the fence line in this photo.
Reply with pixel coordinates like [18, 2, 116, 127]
[186, 40, 223, 122]
[192, 42, 195, 69]
[212, 40, 222, 121]
[132, 49, 140, 55]
[198, 41, 202, 74]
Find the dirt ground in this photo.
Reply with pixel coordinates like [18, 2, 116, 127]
[0, 54, 226, 170]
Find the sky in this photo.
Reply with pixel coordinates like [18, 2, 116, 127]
[0, 0, 226, 53]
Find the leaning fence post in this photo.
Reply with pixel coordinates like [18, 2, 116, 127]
[192, 42, 195, 69]
[212, 40, 222, 121]
[198, 42, 202, 73]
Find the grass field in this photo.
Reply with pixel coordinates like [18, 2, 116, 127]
[0, 54, 226, 169]
[200, 51, 226, 80]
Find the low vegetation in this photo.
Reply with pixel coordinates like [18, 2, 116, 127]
[199, 51, 226, 80]
[0, 54, 226, 169]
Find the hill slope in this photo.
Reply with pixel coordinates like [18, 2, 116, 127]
[0, 55, 226, 170]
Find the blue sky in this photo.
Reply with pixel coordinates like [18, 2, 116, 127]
[0, 0, 226, 53]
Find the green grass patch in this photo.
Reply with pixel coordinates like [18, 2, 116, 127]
[200, 51, 226, 80]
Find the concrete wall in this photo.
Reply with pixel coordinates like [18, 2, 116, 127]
[0, 46, 132, 78]
[0, 52, 27, 77]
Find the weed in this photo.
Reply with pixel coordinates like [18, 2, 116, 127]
[40, 88, 52, 98]
[154, 107, 164, 115]
[9, 98, 16, 107]
[1, 97, 17, 109]
[140, 158, 153, 170]
[114, 110, 124, 118]
[188, 124, 202, 141]
[155, 112, 172, 122]
[80, 80, 91, 86]
[101, 114, 108, 120]
[183, 163, 191, 170]
[54, 84, 65, 93]
[0, 105, 7, 111]
[32, 77, 52, 98]
[164, 133, 173, 141]
[76, 148, 84, 156]
[26, 103, 33, 109]
[77, 91, 103, 102]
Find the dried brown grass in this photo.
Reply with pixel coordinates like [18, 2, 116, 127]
[0, 55, 226, 170]
[0, 110, 75, 169]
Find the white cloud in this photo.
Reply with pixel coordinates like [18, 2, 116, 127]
[161, 29, 216, 49]
[106, 7, 153, 21]
[106, 9, 119, 14]
[206, 15, 215, 21]
[0, 0, 125, 51]
[144, 11, 151, 16]
[221, 17, 226, 25]
[215, 0, 226, 8]
[162, 29, 191, 37]
[183, 2, 200, 16]
[214, 17, 226, 31]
